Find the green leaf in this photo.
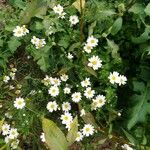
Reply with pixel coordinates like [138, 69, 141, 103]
[111, 17, 122, 35]
[88, 21, 97, 36]
[0, 119, 4, 132]
[66, 116, 78, 146]
[8, 37, 21, 53]
[85, 66, 97, 77]
[128, 3, 145, 15]
[106, 38, 120, 60]
[42, 118, 68, 150]
[72, 0, 85, 13]
[144, 3, 150, 16]
[127, 82, 150, 130]
[20, 0, 47, 24]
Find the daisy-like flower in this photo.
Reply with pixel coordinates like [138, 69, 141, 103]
[67, 53, 74, 60]
[81, 78, 91, 87]
[9, 128, 19, 139]
[60, 112, 73, 125]
[3, 76, 10, 83]
[87, 36, 98, 48]
[88, 55, 102, 70]
[62, 102, 71, 112]
[48, 86, 59, 97]
[35, 39, 46, 49]
[40, 132, 46, 142]
[118, 75, 127, 86]
[80, 109, 86, 116]
[63, 87, 71, 94]
[60, 74, 68, 82]
[82, 124, 94, 137]
[92, 95, 106, 110]
[4, 136, 11, 144]
[58, 12, 66, 19]
[108, 71, 120, 84]
[31, 36, 40, 45]
[22, 25, 29, 35]
[2, 123, 10, 135]
[11, 139, 19, 149]
[53, 4, 64, 15]
[51, 78, 61, 86]
[42, 75, 52, 86]
[47, 101, 58, 112]
[72, 92, 82, 103]
[14, 97, 26, 109]
[83, 44, 93, 53]
[13, 26, 24, 37]
[69, 15, 79, 26]
[122, 144, 133, 150]
[76, 131, 84, 142]
[84, 87, 95, 99]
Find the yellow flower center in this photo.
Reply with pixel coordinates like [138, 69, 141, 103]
[86, 128, 90, 132]
[92, 61, 97, 65]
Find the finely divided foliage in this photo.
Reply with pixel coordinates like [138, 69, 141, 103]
[0, 0, 150, 149]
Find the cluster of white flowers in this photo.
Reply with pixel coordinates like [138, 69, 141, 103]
[91, 95, 106, 110]
[122, 144, 133, 150]
[1, 123, 19, 149]
[31, 36, 46, 49]
[14, 97, 26, 109]
[69, 15, 79, 26]
[108, 71, 127, 86]
[13, 25, 29, 37]
[84, 35, 98, 53]
[53, 4, 66, 19]
[3, 67, 17, 83]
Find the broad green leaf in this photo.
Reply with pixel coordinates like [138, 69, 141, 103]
[128, 3, 145, 15]
[85, 66, 97, 77]
[131, 27, 150, 44]
[68, 42, 81, 52]
[122, 129, 138, 145]
[72, 0, 85, 13]
[88, 21, 97, 36]
[8, 37, 21, 53]
[42, 118, 68, 150]
[127, 82, 150, 130]
[111, 17, 122, 35]
[66, 116, 78, 146]
[132, 80, 145, 92]
[20, 0, 47, 24]
[144, 3, 150, 16]
[106, 39, 120, 59]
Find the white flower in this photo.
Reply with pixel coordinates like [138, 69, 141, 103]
[4, 136, 11, 144]
[60, 74, 68, 82]
[22, 25, 29, 35]
[13, 26, 24, 37]
[58, 12, 66, 19]
[81, 78, 91, 87]
[80, 109, 86, 116]
[82, 124, 94, 137]
[14, 97, 26, 109]
[62, 102, 71, 112]
[46, 101, 58, 112]
[84, 87, 95, 99]
[67, 53, 74, 60]
[11, 139, 19, 149]
[2, 123, 10, 135]
[69, 15, 79, 26]
[72, 92, 82, 103]
[51, 78, 61, 86]
[40, 132, 46, 142]
[9, 128, 19, 139]
[31, 36, 40, 45]
[88, 55, 102, 70]
[53, 4, 64, 15]
[48, 86, 59, 97]
[60, 112, 73, 125]
[63, 87, 71, 94]
[76, 131, 84, 142]
[92, 95, 106, 110]
[108, 71, 120, 84]
[122, 144, 133, 150]
[42, 75, 52, 86]
[3, 76, 10, 83]
[118, 75, 127, 86]
[35, 39, 46, 49]
[11, 68, 17, 72]
[87, 36, 98, 47]
[9, 85, 15, 90]
[10, 72, 15, 80]
[83, 44, 93, 53]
